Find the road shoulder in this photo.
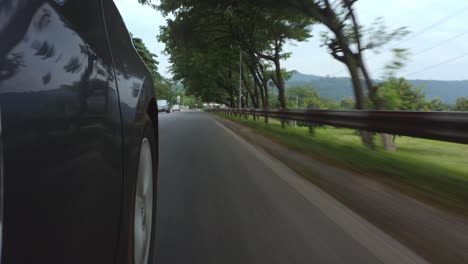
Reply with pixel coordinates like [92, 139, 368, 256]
[211, 114, 468, 264]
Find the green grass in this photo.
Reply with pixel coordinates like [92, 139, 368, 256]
[215, 113, 468, 215]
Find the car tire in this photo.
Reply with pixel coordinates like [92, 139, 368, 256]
[166, 110, 170, 113]
[133, 124, 157, 264]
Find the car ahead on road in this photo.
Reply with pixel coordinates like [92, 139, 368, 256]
[0, 1, 158, 263]
[172, 104, 181, 111]
[157, 99, 171, 113]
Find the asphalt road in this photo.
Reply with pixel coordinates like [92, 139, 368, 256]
[155, 112, 425, 264]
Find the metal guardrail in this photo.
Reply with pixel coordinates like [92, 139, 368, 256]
[209, 108, 468, 144]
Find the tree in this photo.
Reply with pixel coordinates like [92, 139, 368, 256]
[154, 77, 173, 100]
[454, 97, 468, 111]
[340, 97, 356, 110]
[286, 86, 325, 109]
[157, 8, 238, 105]
[132, 36, 180, 101]
[254, 0, 408, 148]
[227, 2, 313, 112]
[378, 77, 430, 151]
[285, 85, 335, 134]
[150, 0, 314, 126]
[379, 78, 427, 111]
[132, 36, 161, 80]
[427, 97, 450, 111]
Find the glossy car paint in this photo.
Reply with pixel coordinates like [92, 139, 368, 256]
[0, 0, 157, 263]
[101, 0, 158, 263]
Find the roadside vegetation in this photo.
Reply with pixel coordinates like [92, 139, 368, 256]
[132, 0, 468, 212]
[135, 0, 466, 152]
[216, 112, 468, 216]
[132, 36, 201, 108]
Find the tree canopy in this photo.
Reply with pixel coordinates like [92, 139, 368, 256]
[132, 36, 161, 80]
[454, 97, 468, 111]
[132, 35, 176, 101]
[153, 0, 314, 112]
[136, 0, 459, 149]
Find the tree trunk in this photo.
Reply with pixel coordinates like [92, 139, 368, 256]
[253, 83, 259, 120]
[358, 57, 396, 151]
[382, 133, 396, 152]
[242, 71, 257, 108]
[273, 57, 291, 127]
[245, 92, 249, 108]
[298, 0, 377, 148]
[359, 58, 381, 109]
[247, 53, 263, 108]
[256, 62, 270, 124]
[255, 84, 260, 108]
[344, 60, 375, 148]
[229, 89, 235, 108]
[349, 2, 396, 151]
[252, 69, 265, 108]
[345, 58, 366, 110]
[263, 80, 270, 124]
[273, 58, 286, 110]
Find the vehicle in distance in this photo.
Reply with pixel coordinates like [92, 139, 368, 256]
[172, 104, 181, 111]
[0, 0, 158, 263]
[157, 99, 171, 113]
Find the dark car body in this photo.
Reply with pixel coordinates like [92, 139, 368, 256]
[0, 0, 158, 263]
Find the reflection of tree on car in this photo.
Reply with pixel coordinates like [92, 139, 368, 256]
[0, 1, 159, 263]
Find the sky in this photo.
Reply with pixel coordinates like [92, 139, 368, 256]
[114, 0, 468, 81]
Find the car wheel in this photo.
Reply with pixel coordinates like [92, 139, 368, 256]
[133, 126, 157, 264]
[166, 110, 170, 113]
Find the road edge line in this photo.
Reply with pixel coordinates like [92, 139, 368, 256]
[210, 115, 428, 264]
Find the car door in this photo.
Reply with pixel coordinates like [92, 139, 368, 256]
[0, 0, 124, 262]
[99, 1, 159, 262]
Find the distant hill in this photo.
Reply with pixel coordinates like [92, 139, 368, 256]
[286, 73, 468, 104]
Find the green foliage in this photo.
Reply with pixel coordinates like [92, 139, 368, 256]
[454, 97, 468, 111]
[362, 18, 410, 52]
[272, 84, 347, 110]
[286, 86, 324, 109]
[340, 97, 356, 109]
[378, 82, 402, 110]
[217, 113, 468, 215]
[132, 35, 184, 103]
[179, 95, 199, 108]
[286, 73, 468, 105]
[132, 36, 161, 80]
[383, 48, 410, 79]
[153, 0, 315, 108]
[428, 97, 450, 111]
[154, 77, 173, 100]
[270, 85, 342, 110]
[268, 89, 281, 108]
[378, 77, 453, 111]
[153, 77, 199, 107]
[379, 78, 428, 110]
[157, 4, 238, 104]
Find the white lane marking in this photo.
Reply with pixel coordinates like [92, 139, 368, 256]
[211, 116, 428, 264]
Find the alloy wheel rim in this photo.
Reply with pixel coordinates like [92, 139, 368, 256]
[134, 138, 153, 264]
